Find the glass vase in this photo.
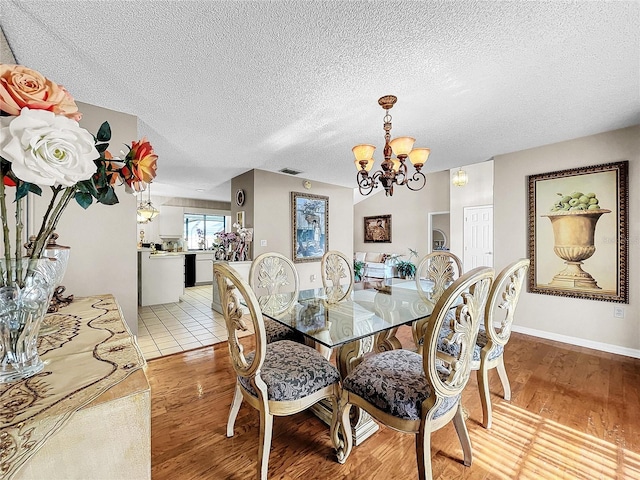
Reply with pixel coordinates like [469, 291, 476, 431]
[0, 258, 55, 383]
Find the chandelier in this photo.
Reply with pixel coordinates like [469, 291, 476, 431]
[136, 184, 159, 223]
[353, 95, 430, 196]
[452, 167, 468, 186]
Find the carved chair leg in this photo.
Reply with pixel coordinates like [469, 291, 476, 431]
[227, 382, 243, 437]
[496, 355, 511, 401]
[452, 403, 473, 467]
[477, 363, 492, 429]
[411, 321, 423, 356]
[416, 421, 432, 480]
[258, 409, 274, 480]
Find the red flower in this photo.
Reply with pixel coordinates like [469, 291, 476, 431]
[129, 138, 158, 183]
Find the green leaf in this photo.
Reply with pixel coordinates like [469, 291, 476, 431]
[75, 192, 93, 209]
[27, 183, 42, 196]
[15, 182, 30, 201]
[96, 122, 111, 142]
[97, 187, 119, 205]
[95, 143, 109, 153]
[15, 182, 42, 201]
[75, 180, 95, 194]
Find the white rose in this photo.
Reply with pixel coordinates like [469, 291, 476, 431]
[0, 107, 98, 187]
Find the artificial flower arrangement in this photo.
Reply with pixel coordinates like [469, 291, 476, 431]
[213, 223, 254, 262]
[0, 63, 158, 288]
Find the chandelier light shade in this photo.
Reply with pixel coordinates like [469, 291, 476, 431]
[136, 184, 160, 223]
[353, 95, 430, 196]
[452, 168, 469, 187]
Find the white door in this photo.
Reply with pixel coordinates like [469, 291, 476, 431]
[463, 205, 493, 271]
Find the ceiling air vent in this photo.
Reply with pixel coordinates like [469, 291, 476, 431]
[279, 168, 302, 175]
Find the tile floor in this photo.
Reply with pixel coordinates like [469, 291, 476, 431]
[136, 285, 229, 360]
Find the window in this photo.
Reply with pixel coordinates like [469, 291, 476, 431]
[184, 214, 226, 250]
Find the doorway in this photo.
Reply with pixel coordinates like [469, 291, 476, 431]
[463, 205, 493, 270]
[427, 211, 450, 254]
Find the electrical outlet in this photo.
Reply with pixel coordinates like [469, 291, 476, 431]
[614, 306, 625, 318]
[310, 274, 316, 282]
[260, 239, 267, 247]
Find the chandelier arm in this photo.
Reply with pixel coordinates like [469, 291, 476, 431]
[405, 171, 427, 191]
[357, 171, 376, 196]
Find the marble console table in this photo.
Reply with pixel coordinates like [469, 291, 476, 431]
[1, 295, 150, 480]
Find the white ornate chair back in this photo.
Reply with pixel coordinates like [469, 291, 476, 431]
[249, 252, 300, 315]
[321, 250, 354, 303]
[415, 266, 494, 404]
[483, 258, 530, 355]
[415, 252, 463, 304]
[214, 263, 267, 383]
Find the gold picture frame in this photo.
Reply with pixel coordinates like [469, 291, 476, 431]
[291, 192, 328, 263]
[527, 161, 628, 303]
[364, 214, 392, 243]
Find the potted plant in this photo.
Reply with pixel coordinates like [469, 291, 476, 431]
[396, 260, 416, 279]
[396, 248, 418, 279]
[353, 260, 365, 282]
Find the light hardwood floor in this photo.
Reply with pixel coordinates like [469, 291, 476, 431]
[147, 326, 640, 479]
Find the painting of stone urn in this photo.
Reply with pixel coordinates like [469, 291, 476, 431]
[527, 161, 628, 303]
[541, 209, 610, 289]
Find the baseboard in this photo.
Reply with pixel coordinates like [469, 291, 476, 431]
[510, 325, 640, 359]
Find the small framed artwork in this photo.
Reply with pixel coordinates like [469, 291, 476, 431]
[236, 211, 245, 228]
[527, 161, 628, 303]
[364, 214, 392, 243]
[291, 192, 329, 263]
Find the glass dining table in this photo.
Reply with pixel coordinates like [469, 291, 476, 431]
[255, 277, 439, 444]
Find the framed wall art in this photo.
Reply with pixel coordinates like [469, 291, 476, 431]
[291, 192, 328, 263]
[236, 211, 245, 228]
[527, 161, 628, 303]
[364, 214, 392, 243]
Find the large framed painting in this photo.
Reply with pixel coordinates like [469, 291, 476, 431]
[364, 214, 392, 243]
[527, 161, 628, 303]
[291, 192, 328, 263]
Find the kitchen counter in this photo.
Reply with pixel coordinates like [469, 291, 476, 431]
[138, 251, 185, 306]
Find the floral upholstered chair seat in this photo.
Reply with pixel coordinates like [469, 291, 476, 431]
[240, 340, 340, 401]
[437, 324, 504, 363]
[264, 317, 304, 344]
[343, 349, 459, 420]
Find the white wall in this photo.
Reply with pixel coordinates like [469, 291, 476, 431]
[449, 160, 494, 262]
[32, 103, 139, 333]
[353, 170, 450, 262]
[494, 125, 639, 356]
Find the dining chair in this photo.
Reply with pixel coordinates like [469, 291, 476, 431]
[474, 258, 529, 429]
[249, 252, 303, 343]
[214, 263, 342, 480]
[321, 250, 354, 303]
[336, 266, 494, 480]
[412, 251, 463, 354]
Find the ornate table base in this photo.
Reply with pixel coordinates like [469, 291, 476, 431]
[310, 328, 403, 445]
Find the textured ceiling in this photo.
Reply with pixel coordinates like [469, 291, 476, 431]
[1, 1, 639, 201]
